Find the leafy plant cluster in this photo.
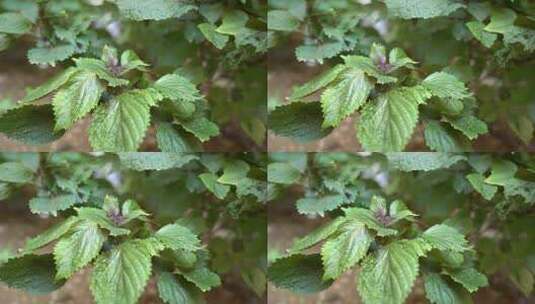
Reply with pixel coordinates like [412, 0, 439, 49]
[0, 0, 267, 150]
[268, 0, 535, 151]
[0, 152, 268, 303]
[267, 152, 535, 303]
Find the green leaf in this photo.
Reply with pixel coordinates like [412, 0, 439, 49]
[343, 55, 398, 84]
[90, 239, 163, 304]
[268, 10, 300, 32]
[0, 104, 64, 145]
[466, 21, 497, 48]
[28, 45, 76, 67]
[89, 89, 162, 151]
[157, 272, 204, 304]
[423, 72, 471, 101]
[509, 267, 534, 297]
[296, 195, 345, 216]
[268, 162, 301, 184]
[445, 268, 488, 293]
[198, 23, 229, 49]
[422, 224, 469, 252]
[155, 224, 201, 251]
[485, 160, 517, 186]
[447, 115, 488, 140]
[22, 67, 78, 102]
[199, 173, 230, 199]
[177, 114, 220, 143]
[269, 101, 333, 143]
[290, 65, 346, 100]
[54, 220, 106, 279]
[153, 74, 202, 102]
[0, 12, 32, 34]
[321, 222, 372, 280]
[156, 122, 201, 152]
[466, 173, 497, 200]
[296, 42, 345, 63]
[268, 254, 333, 294]
[180, 264, 221, 292]
[116, 0, 196, 21]
[0, 254, 65, 295]
[424, 272, 468, 304]
[343, 207, 398, 237]
[289, 217, 347, 253]
[357, 239, 431, 304]
[76, 207, 130, 236]
[321, 69, 373, 128]
[384, 0, 465, 19]
[0, 162, 33, 183]
[52, 71, 104, 130]
[74, 58, 129, 87]
[357, 86, 430, 152]
[119, 153, 197, 171]
[24, 217, 80, 253]
[388, 48, 417, 71]
[424, 120, 470, 152]
[387, 153, 466, 171]
[216, 10, 249, 35]
[29, 194, 78, 216]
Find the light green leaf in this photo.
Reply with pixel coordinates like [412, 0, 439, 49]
[89, 89, 162, 151]
[295, 42, 345, 63]
[424, 272, 468, 304]
[156, 123, 200, 152]
[116, 0, 196, 21]
[466, 173, 497, 200]
[199, 173, 230, 199]
[445, 268, 488, 293]
[269, 101, 333, 143]
[343, 207, 398, 237]
[52, 71, 104, 130]
[0, 162, 33, 183]
[268, 162, 301, 184]
[155, 224, 201, 251]
[90, 239, 163, 304]
[119, 153, 197, 171]
[54, 220, 106, 279]
[216, 10, 249, 35]
[423, 72, 471, 101]
[321, 69, 373, 128]
[289, 217, 347, 254]
[180, 264, 221, 292]
[22, 67, 78, 102]
[296, 195, 345, 216]
[157, 272, 204, 304]
[153, 74, 202, 102]
[24, 217, 80, 253]
[357, 239, 431, 304]
[268, 10, 300, 32]
[290, 65, 346, 101]
[28, 45, 76, 67]
[357, 86, 430, 152]
[485, 160, 517, 186]
[384, 0, 464, 19]
[76, 207, 130, 236]
[422, 224, 469, 252]
[424, 121, 470, 152]
[0, 104, 64, 145]
[466, 21, 497, 48]
[387, 153, 466, 171]
[198, 23, 229, 49]
[447, 115, 488, 140]
[343, 55, 398, 84]
[0, 254, 65, 295]
[29, 194, 78, 216]
[74, 58, 129, 87]
[177, 116, 220, 143]
[321, 222, 372, 280]
[0, 12, 32, 34]
[268, 254, 333, 294]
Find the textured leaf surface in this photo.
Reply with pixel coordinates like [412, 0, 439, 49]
[343, 207, 398, 237]
[268, 254, 333, 294]
[384, 0, 464, 19]
[424, 121, 469, 152]
[321, 222, 372, 280]
[290, 65, 346, 100]
[153, 74, 202, 102]
[445, 268, 488, 293]
[76, 207, 130, 236]
[74, 58, 129, 87]
[321, 69, 372, 128]
[0, 104, 64, 145]
[199, 173, 230, 199]
[466, 173, 497, 200]
[119, 153, 197, 171]
[116, 0, 196, 20]
[157, 272, 203, 304]
[155, 224, 201, 251]
[296, 195, 345, 216]
[357, 239, 430, 304]
[0, 162, 33, 183]
[423, 72, 470, 101]
[89, 89, 161, 151]
[268, 10, 300, 32]
[268, 162, 301, 184]
[198, 23, 229, 49]
[290, 218, 347, 254]
[447, 116, 488, 140]
[22, 67, 78, 102]
[424, 272, 466, 304]
[29, 194, 78, 215]
[0, 12, 32, 34]
[387, 153, 466, 171]
[90, 239, 163, 304]
[156, 123, 200, 152]
[180, 265, 221, 292]
[24, 217, 79, 253]
[269, 102, 332, 142]
[0, 254, 65, 295]
[28, 45, 76, 66]
[422, 224, 469, 252]
[52, 71, 104, 130]
[357, 86, 430, 152]
[54, 221, 106, 279]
